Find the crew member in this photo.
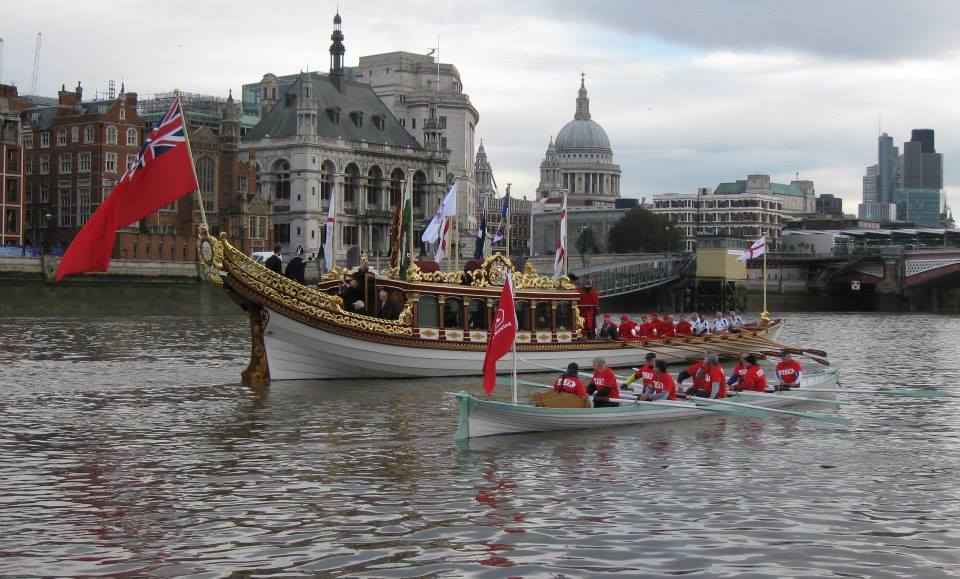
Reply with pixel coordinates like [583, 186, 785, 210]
[650, 312, 666, 337]
[578, 276, 600, 339]
[553, 363, 588, 398]
[677, 356, 708, 394]
[340, 277, 365, 312]
[284, 245, 307, 283]
[624, 352, 656, 393]
[727, 353, 750, 390]
[686, 353, 726, 398]
[740, 354, 768, 392]
[376, 289, 398, 319]
[728, 309, 744, 330]
[712, 311, 729, 334]
[661, 314, 677, 337]
[617, 315, 637, 340]
[775, 350, 803, 390]
[598, 314, 619, 340]
[264, 245, 283, 274]
[692, 313, 709, 335]
[676, 314, 693, 336]
[587, 357, 621, 407]
[634, 315, 651, 339]
[640, 360, 677, 401]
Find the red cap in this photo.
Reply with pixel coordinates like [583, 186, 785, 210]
[603, 314, 612, 320]
[620, 314, 629, 321]
[651, 313, 659, 318]
[641, 315, 649, 321]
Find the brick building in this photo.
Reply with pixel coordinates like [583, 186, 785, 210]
[21, 83, 142, 249]
[0, 85, 25, 245]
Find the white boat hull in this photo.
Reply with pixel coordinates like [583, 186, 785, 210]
[263, 306, 784, 380]
[454, 370, 840, 439]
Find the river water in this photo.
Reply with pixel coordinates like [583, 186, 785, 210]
[1, 285, 958, 577]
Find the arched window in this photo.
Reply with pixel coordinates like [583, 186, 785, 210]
[468, 299, 487, 330]
[418, 295, 439, 328]
[105, 125, 117, 145]
[389, 168, 405, 207]
[84, 125, 94, 144]
[367, 166, 383, 207]
[273, 159, 291, 200]
[412, 170, 427, 213]
[126, 128, 137, 147]
[321, 160, 336, 201]
[443, 297, 463, 329]
[197, 157, 216, 213]
[344, 163, 360, 205]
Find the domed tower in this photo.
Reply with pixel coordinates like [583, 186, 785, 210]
[537, 75, 621, 206]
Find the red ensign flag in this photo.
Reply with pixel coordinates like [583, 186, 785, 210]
[55, 97, 199, 281]
[482, 273, 517, 395]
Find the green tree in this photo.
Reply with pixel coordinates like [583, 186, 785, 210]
[607, 207, 683, 253]
[575, 227, 601, 267]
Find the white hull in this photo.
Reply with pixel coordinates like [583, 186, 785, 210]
[263, 306, 784, 380]
[454, 370, 839, 439]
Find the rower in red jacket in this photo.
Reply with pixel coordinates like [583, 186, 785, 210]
[587, 357, 621, 407]
[637, 315, 653, 339]
[617, 315, 637, 340]
[676, 314, 693, 336]
[775, 350, 803, 390]
[740, 354, 768, 392]
[639, 360, 677, 401]
[727, 353, 750, 390]
[677, 358, 707, 393]
[685, 354, 727, 398]
[650, 312, 665, 337]
[661, 314, 677, 337]
[577, 276, 600, 339]
[624, 352, 657, 393]
[553, 362, 588, 398]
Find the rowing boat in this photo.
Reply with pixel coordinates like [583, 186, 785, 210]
[453, 369, 841, 440]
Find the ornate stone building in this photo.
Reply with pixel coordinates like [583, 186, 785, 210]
[242, 13, 449, 266]
[537, 77, 621, 207]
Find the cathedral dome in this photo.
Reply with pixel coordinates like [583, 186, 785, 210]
[555, 118, 611, 150]
[553, 78, 611, 151]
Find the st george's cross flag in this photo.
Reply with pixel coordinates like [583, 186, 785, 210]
[552, 196, 568, 280]
[323, 178, 336, 270]
[55, 96, 198, 281]
[423, 182, 458, 263]
[482, 272, 517, 395]
[737, 236, 767, 262]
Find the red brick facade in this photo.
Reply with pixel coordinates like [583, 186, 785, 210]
[1, 85, 25, 245]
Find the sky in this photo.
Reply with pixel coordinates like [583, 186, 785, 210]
[4, 0, 960, 210]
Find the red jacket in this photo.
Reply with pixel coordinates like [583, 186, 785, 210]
[705, 364, 727, 398]
[617, 321, 637, 340]
[650, 372, 678, 400]
[684, 360, 707, 390]
[554, 375, 587, 397]
[776, 359, 803, 385]
[578, 287, 599, 315]
[742, 366, 767, 392]
[591, 368, 621, 400]
[676, 320, 693, 336]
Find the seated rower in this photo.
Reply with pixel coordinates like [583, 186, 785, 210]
[598, 314, 619, 340]
[775, 350, 803, 391]
[617, 315, 637, 340]
[677, 356, 707, 393]
[661, 314, 677, 338]
[637, 315, 654, 339]
[727, 353, 749, 390]
[739, 354, 768, 392]
[623, 352, 657, 393]
[676, 314, 693, 336]
[728, 309, 744, 330]
[685, 353, 726, 398]
[587, 357, 621, 407]
[553, 363, 588, 398]
[639, 360, 678, 401]
[712, 311, 729, 334]
[692, 313, 709, 335]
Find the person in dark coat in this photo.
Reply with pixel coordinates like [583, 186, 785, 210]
[341, 278, 365, 312]
[376, 289, 398, 319]
[285, 245, 307, 284]
[264, 245, 283, 274]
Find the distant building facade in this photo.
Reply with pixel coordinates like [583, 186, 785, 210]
[713, 174, 814, 215]
[21, 83, 142, 248]
[895, 129, 944, 226]
[241, 14, 449, 264]
[536, 78, 621, 207]
[815, 193, 843, 217]
[532, 205, 629, 257]
[0, 85, 24, 245]
[652, 187, 783, 253]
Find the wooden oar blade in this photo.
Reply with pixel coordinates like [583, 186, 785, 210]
[877, 389, 947, 398]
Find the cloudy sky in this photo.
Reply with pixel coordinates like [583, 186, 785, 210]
[4, 0, 960, 210]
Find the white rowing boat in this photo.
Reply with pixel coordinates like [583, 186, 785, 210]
[453, 369, 841, 440]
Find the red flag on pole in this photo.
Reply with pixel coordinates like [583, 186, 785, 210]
[482, 273, 517, 395]
[55, 96, 199, 281]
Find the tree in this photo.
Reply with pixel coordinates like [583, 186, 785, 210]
[607, 207, 683, 253]
[575, 226, 601, 267]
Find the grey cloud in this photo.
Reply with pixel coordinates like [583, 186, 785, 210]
[524, 0, 960, 59]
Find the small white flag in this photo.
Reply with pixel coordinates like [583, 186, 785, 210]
[422, 182, 458, 244]
[552, 196, 567, 280]
[738, 236, 766, 262]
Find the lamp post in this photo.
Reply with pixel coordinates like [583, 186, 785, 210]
[42, 212, 53, 255]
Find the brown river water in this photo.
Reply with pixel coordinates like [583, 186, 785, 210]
[0, 284, 958, 577]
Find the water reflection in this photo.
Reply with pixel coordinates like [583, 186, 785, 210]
[1, 309, 959, 575]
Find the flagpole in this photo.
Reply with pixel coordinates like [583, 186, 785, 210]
[408, 172, 414, 261]
[175, 89, 209, 233]
[563, 192, 569, 278]
[454, 178, 460, 272]
[505, 183, 511, 264]
[762, 238, 768, 319]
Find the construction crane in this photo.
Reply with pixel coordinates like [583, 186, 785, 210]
[30, 32, 42, 95]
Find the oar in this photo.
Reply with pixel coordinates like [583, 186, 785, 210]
[741, 335, 829, 359]
[732, 391, 846, 406]
[506, 378, 768, 417]
[622, 340, 703, 362]
[693, 397, 852, 426]
[799, 387, 947, 398]
[516, 356, 632, 382]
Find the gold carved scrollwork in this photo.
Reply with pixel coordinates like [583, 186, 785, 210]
[241, 306, 270, 385]
[218, 235, 415, 337]
[197, 232, 225, 286]
[572, 304, 584, 338]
